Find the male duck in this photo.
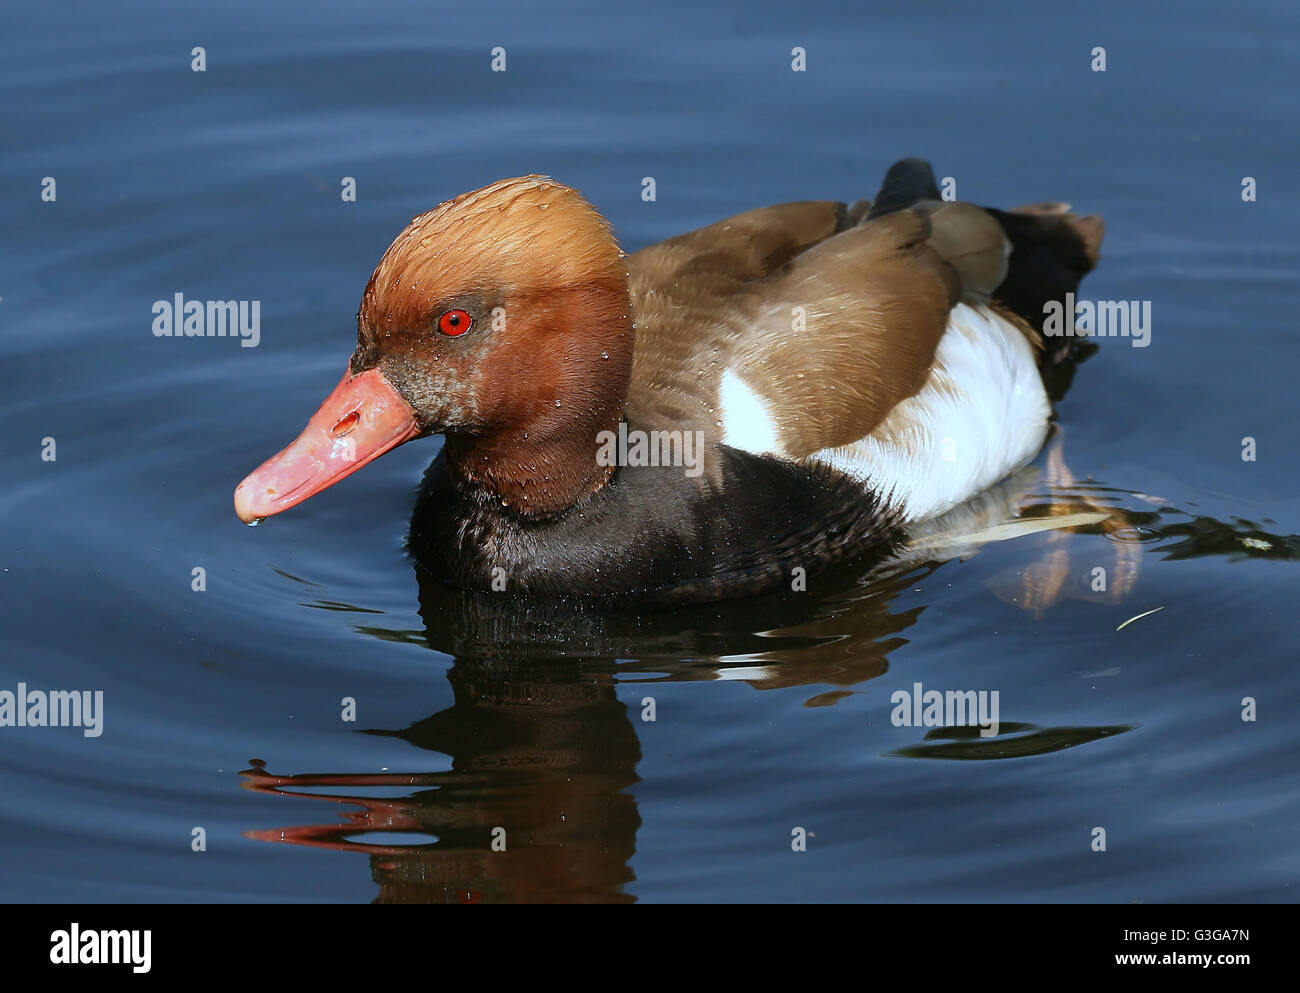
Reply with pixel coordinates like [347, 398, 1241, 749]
[235, 159, 1103, 603]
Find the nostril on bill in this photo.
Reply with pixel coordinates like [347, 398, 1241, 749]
[331, 410, 360, 436]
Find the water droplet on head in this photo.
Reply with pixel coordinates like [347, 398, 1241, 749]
[600, 351, 609, 359]
[245, 517, 265, 528]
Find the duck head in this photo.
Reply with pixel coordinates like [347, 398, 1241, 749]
[234, 176, 633, 522]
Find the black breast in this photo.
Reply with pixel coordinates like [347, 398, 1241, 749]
[408, 445, 901, 604]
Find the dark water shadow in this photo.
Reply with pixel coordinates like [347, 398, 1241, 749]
[889, 722, 1138, 760]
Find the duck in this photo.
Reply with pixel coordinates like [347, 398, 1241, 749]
[234, 158, 1103, 603]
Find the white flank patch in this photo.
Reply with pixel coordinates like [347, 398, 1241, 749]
[719, 368, 780, 452]
[812, 303, 1051, 522]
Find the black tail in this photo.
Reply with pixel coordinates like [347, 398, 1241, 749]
[866, 157, 941, 219]
[986, 204, 1105, 397]
[984, 205, 1103, 347]
[866, 158, 1105, 370]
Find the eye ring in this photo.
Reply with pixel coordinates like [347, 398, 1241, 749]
[437, 309, 472, 337]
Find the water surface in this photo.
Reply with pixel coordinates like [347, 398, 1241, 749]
[2, 0, 1297, 902]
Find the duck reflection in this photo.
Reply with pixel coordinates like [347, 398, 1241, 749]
[240, 439, 1298, 903]
[244, 652, 642, 903]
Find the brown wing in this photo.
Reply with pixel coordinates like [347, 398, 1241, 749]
[627, 199, 1013, 457]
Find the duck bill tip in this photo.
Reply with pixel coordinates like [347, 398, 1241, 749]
[233, 367, 420, 523]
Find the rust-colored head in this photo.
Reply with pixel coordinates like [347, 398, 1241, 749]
[235, 176, 634, 522]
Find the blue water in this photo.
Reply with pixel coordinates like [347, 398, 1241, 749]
[2, 0, 1297, 902]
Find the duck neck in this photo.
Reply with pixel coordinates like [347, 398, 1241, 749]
[445, 280, 634, 517]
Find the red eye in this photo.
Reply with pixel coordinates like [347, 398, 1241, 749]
[437, 309, 471, 337]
